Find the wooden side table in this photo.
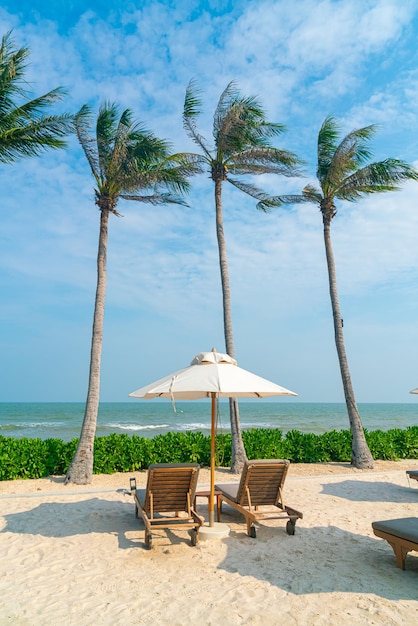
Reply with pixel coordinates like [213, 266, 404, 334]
[194, 490, 222, 522]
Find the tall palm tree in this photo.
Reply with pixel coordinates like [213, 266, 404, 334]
[0, 30, 73, 163]
[65, 102, 197, 485]
[302, 115, 418, 469]
[183, 81, 302, 472]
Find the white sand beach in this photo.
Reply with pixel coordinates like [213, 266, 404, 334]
[1, 460, 418, 625]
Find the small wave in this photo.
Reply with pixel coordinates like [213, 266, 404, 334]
[28, 421, 65, 428]
[0, 421, 64, 430]
[108, 422, 170, 431]
[241, 421, 275, 429]
[176, 423, 211, 431]
[107, 421, 212, 433]
[0, 424, 25, 431]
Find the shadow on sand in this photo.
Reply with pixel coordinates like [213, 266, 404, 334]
[0, 495, 199, 550]
[216, 518, 418, 601]
[320, 479, 418, 503]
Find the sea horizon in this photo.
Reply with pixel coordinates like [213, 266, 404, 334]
[0, 401, 417, 442]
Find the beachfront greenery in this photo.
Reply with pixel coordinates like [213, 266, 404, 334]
[65, 103, 199, 486]
[182, 81, 303, 473]
[300, 116, 418, 470]
[0, 31, 73, 163]
[2, 426, 418, 480]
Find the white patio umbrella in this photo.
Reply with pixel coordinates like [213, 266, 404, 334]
[129, 349, 297, 528]
[410, 388, 418, 394]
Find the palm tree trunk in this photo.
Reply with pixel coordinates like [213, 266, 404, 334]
[65, 209, 109, 484]
[214, 178, 247, 473]
[323, 215, 374, 469]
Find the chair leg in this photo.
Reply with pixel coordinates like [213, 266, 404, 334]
[216, 496, 221, 522]
[387, 540, 409, 570]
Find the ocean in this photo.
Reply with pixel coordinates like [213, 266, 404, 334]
[0, 401, 417, 441]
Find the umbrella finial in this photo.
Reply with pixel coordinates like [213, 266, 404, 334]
[211, 347, 216, 353]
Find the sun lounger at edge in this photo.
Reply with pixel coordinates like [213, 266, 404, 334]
[372, 517, 418, 569]
[406, 470, 418, 484]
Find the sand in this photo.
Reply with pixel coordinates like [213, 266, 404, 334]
[1, 460, 418, 625]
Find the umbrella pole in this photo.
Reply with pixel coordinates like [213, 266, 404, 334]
[209, 392, 216, 527]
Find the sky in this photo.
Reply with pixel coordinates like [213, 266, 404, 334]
[1, 0, 418, 403]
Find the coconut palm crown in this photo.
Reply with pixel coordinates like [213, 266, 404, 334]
[0, 31, 73, 163]
[75, 102, 197, 212]
[302, 115, 418, 214]
[183, 80, 302, 210]
[303, 115, 418, 469]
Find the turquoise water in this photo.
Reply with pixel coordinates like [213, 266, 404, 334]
[0, 402, 417, 441]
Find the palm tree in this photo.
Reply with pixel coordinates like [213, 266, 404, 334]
[302, 115, 418, 469]
[65, 102, 197, 485]
[183, 81, 302, 472]
[0, 30, 73, 163]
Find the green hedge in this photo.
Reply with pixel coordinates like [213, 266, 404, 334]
[1, 426, 418, 480]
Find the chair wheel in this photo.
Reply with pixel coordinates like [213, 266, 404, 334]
[286, 520, 295, 535]
[250, 525, 257, 538]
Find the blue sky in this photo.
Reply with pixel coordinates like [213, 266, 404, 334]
[1, 0, 418, 403]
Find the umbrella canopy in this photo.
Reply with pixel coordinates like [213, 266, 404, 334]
[410, 388, 418, 394]
[129, 349, 297, 527]
[129, 350, 297, 400]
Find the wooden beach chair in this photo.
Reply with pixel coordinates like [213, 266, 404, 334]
[215, 459, 303, 538]
[372, 517, 418, 570]
[130, 463, 204, 549]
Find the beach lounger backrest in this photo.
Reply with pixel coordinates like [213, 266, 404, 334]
[235, 459, 290, 507]
[143, 463, 200, 515]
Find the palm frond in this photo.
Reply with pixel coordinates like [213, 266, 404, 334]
[122, 134, 191, 194]
[120, 191, 189, 206]
[96, 102, 121, 177]
[14, 87, 67, 114]
[129, 162, 191, 196]
[0, 32, 72, 163]
[74, 104, 99, 177]
[157, 151, 205, 179]
[0, 113, 73, 163]
[326, 124, 377, 191]
[335, 159, 418, 200]
[128, 151, 200, 196]
[229, 94, 285, 141]
[257, 193, 310, 211]
[129, 127, 171, 164]
[0, 90, 68, 136]
[229, 147, 303, 176]
[302, 184, 323, 204]
[109, 112, 158, 184]
[317, 115, 340, 187]
[216, 91, 285, 155]
[225, 176, 278, 210]
[183, 79, 210, 155]
[0, 87, 67, 123]
[213, 80, 240, 138]
[0, 32, 29, 109]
